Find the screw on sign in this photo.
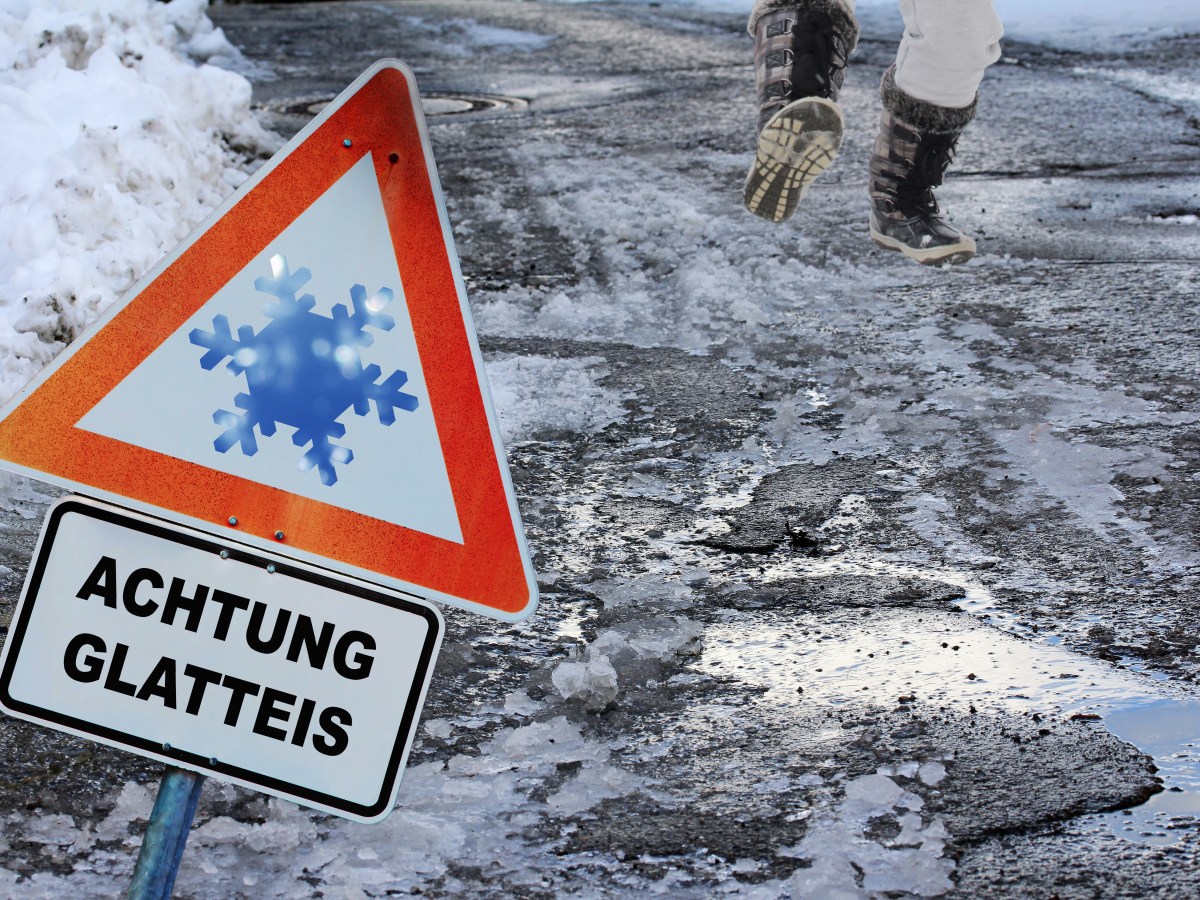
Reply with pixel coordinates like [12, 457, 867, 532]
[0, 59, 538, 900]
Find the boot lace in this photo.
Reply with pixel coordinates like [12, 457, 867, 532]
[772, 11, 841, 101]
[896, 132, 958, 215]
[799, 11, 835, 98]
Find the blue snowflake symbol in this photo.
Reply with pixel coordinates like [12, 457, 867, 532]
[189, 254, 419, 486]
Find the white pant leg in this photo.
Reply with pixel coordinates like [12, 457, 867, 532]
[893, 0, 1003, 108]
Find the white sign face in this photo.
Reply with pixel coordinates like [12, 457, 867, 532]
[76, 155, 465, 545]
[0, 497, 442, 824]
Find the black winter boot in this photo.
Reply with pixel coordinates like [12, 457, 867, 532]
[868, 68, 977, 266]
[743, 1, 857, 223]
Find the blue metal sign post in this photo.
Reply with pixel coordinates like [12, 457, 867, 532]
[126, 768, 206, 899]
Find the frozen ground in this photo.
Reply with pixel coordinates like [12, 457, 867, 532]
[0, 0, 1197, 897]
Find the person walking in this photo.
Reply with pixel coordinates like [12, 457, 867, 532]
[743, 0, 1003, 266]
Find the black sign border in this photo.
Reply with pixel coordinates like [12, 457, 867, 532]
[0, 496, 442, 821]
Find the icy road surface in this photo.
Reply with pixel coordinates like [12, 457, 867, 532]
[0, 0, 1197, 897]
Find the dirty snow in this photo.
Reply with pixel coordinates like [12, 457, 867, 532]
[472, 141, 1191, 571]
[472, 147, 891, 350]
[486, 354, 630, 443]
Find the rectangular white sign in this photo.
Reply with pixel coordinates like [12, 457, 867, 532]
[0, 496, 442, 823]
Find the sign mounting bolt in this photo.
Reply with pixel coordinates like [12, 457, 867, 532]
[274, 531, 285, 541]
[267, 565, 277, 574]
[162, 743, 172, 752]
[228, 516, 238, 526]
[343, 138, 352, 148]
[219, 550, 229, 560]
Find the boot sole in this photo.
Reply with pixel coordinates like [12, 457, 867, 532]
[743, 98, 843, 223]
[870, 228, 977, 266]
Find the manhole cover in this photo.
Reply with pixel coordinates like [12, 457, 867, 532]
[267, 91, 527, 120]
[423, 97, 475, 116]
[421, 92, 528, 117]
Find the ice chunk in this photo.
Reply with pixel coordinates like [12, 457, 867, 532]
[860, 846, 955, 896]
[547, 763, 645, 816]
[550, 615, 703, 710]
[484, 717, 606, 768]
[919, 761, 947, 786]
[0, 471, 54, 515]
[587, 574, 695, 611]
[503, 689, 542, 716]
[844, 773, 904, 807]
[552, 655, 619, 707]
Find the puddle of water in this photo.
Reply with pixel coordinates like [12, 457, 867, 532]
[552, 600, 587, 641]
[1098, 700, 1200, 844]
[696, 600, 1200, 846]
[699, 606, 1165, 715]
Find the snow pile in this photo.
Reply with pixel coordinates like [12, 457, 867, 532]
[0, 0, 274, 405]
[485, 354, 630, 443]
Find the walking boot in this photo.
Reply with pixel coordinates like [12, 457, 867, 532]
[743, 1, 857, 223]
[868, 67, 977, 266]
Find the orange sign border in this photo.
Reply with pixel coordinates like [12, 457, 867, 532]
[0, 61, 537, 622]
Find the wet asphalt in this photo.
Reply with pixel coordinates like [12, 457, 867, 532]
[0, 0, 1198, 896]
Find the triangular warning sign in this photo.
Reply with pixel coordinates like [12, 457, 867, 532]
[0, 60, 537, 622]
